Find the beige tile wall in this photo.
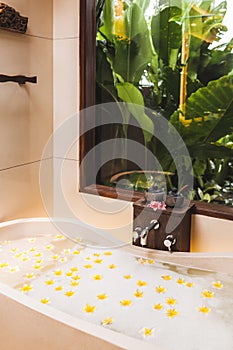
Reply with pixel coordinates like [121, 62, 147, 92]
[0, 0, 53, 221]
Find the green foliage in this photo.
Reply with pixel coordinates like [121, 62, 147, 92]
[96, 0, 233, 205]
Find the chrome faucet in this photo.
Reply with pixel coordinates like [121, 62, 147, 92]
[133, 219, 160, 247]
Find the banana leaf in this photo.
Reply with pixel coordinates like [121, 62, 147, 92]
[170, 73, 233, 146]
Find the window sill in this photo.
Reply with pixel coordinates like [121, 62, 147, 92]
[82, 184, 233, 221]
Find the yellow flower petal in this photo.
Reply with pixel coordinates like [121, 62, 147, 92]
[155, 285, 166, 294]
[120, 299, 132, 306]
[0, 262, 9, 268]
[109, 264, 116, 269]
[25, 273, 35, 279]
[56, 234, 65, 240]
[101, 317, 113, 326]
[104, 251, 112, 256]
[148, 259, 155, 265]
[166, 297, 177, 306]
[161, 275, 172, 281]
[33, 264, 42, 270]
[20, 284, 33, 292]
[59, 257, 67, 263]
[123, 275, 132, 279]
[97, 293, 108, 300]
[51, 254, 59, 260]
[176, 278, 185, 285]
[94, 259, 103, 264]
[198, 305, 211, 314]
[93, 274, 102, 280]
[70, 280, 79, 287]
[53, 269, 63, 276]
[46, 245, 54, 251]
[212, 281, 223, 289]
[134, 289, 144, 298]
[72, 275, 81, 281]
[93, 253, 100, 257]
[40, 297, 50, 304]
[186, 282, 194, 288]
[143, 328, 154, 337]
[166, 308, 179, 318]
[65, 290, 75, 297]
[66, 271, 73, 277]
[45, 279, 55, 285]
[73, 250, 81, 255]
[84, 264, 93, 269]
[70, 267, 79, 272]
[55, 285, 63, 291]
[153, 303, 163, 310]
[84, 304, 96, 313]
[137, 280, 147, 287]
[202, 289, 214, 298]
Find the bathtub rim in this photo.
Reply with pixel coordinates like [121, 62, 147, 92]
[0, 217, 233, 274]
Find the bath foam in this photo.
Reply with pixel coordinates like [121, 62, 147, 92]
[0, 231, 232, 350]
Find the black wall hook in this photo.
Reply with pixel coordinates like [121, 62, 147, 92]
[0, 74, 37, 84]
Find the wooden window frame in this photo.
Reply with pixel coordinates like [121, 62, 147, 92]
[79, 0, 233, 221]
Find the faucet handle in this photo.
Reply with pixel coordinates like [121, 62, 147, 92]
[132, 226, 142, 243]
[164, 235, 176, 252]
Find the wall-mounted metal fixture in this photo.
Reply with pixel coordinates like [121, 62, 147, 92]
[0, 3, 28, 34]
[0, 74, 37, 84]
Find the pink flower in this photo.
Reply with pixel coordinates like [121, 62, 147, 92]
[147, 201, 166, 211]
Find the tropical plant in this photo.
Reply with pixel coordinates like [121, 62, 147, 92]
[96, 0, 233, 205]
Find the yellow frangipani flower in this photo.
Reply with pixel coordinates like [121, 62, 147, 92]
[40, 297, 50, 304]
[186, 282, 194, 288]
[65, 290, 75, 297]
[155, 285, 166, 294]
[10, 266, 19, 273]
[202, 289, 214, 298]
[20, 284, 33, 292]
[51, 254, 59, 260]
[134, 289, 144, 298]
[166, 308, 179, 318]
[176, 278, 185, 285]
[0, 261, 9, 268]
[66, 271, 73, 277]
[25, 273, 35, 279]
[84, 304, 96, 313]
[28, 238, 36, 243]
[72, 250, 81, 255]
[33, 264, 42, 270]
[198, 305, 211, 314]
[11, 247, 18, 253]
[21, 257, 29, 262]
[123, 275, 132, 279]
[29, 247, 36, 252]
[56, 234, 65, 240]
[15, 253, 22, 258]
[97, 293, 108, 300]
[70, 280, 79, 287]
[45, 245, 53, 251]
[72, 275, 81, 281]
[59, 257, 67, 263]
[153, 303, 163, 310]
[94, 259, 103, 264]
[161, 275, 172, 281]
[63, 249, 71, 255]
[166, 297, 177, 306]
[84, 264, 93, 269]
[93, 274, 102, 280]
[93, 253, 100, 257]
[148, 259, 155, 265]
[85, 256, 91, 261]
[55, 285, 63, 291]
[212, 281, 223, 289]
[109, 264, 116, 269]
[34, 252, 42, 257]
[120, 299, 132, 306]
[53, 269, 63, 276]
[36, 259, 43, 264]
[104, 251, 112, 256]
[45, 279, 55, 285]
[143, 328, 154, 337]
[138, 258, 147, 265]
[70, 267, 78, 272]
[137, 280, 147, 287]
[101, 317, 113, 326]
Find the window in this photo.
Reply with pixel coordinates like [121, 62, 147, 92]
[80, 0, 233, 219]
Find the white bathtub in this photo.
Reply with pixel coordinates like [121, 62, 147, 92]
[0, 218, 232, 350]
